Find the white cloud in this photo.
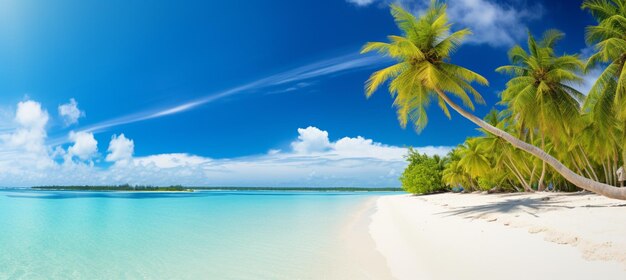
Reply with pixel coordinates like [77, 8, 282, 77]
[580, 46, 596, 60]
[58, 98, 84, 126]
[574, 68, 602, 96]
[106, 134, 134, 162]
[350, 0, 541, 47]
[411, 145, 454, 157]
[2, 100, 49, 154]
[15, 100, 48, 130]
[0, 100, 54, 173]
[133, 153, 208, 169]
[67, 131, 98, 161]
[448, 0, 541, 47]
[334, 136, 405, 160]
[347, 0, 375, 6]
[570, 46, 601, 96]
[291, 126, 332, 153]
[0, 100, 456, 188]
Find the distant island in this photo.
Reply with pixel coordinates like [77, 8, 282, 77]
[31, 185, 403, 192]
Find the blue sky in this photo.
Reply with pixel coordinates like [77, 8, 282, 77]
[0, 0, 597, 187]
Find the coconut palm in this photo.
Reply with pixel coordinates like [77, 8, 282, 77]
[361, 3, 487, 132]
[457, 139, 491, 178]
[442, 153, 473, 191]
[475, 109, 535, 192]
[362, 2, 626, 199]
[496, 30, 584, 143]
[582, 0, 626, 118]
[496, 30, 585, 190]
[581, 0, 626, 183]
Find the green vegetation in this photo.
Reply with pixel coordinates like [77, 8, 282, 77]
[33, 185, 193, 192]
[363, 1, 626, 199]
[400, 148, 447, 194]
[31, 185, 403, 192]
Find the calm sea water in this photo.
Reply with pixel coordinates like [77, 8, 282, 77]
[0, 189, 394, 279]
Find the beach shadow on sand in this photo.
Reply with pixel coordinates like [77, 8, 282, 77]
[436, 193, 626, 219]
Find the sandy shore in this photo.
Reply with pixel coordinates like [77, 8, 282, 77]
[370, 192, 626, 280]
[334, 197, 394, 279]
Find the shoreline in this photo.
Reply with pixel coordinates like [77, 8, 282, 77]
[336, 196, 394, 279]
[370, 193, 626, 280]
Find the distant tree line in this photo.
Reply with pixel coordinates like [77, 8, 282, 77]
[32, 184, 192, 192]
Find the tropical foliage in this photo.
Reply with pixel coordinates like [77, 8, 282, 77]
[361, 3, 487, 133]
[400, 148, 447, 194]
[363, 1, 626, 199]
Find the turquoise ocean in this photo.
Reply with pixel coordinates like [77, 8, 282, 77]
[0, 189, 394, 279]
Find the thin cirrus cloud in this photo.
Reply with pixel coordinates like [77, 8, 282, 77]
[70, 52, 389, 137]
[53, 0, 544, 142]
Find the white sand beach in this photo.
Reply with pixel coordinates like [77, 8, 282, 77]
[370, 193, 626, 280]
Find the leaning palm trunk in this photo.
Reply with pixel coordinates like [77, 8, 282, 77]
[436, 89, 626, 200]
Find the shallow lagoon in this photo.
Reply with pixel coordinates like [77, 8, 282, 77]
[0, 189, 394, 279]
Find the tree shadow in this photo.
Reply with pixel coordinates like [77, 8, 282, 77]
[438, 193, 626, 219]
[438, 195, 574, 219]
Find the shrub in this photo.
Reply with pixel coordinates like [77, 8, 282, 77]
[400, 148, 448, 194]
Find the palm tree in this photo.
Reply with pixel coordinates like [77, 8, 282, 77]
[497, 30, 584, 142]
[476, 109, 535, 192]
[581, 0, 626, 185]
[457, 139, 491, 178]
[362, 2, 626, 199]
[496, 30, 585, 190]
[442, 152, 473, 191]
[583, 0, 626, 118]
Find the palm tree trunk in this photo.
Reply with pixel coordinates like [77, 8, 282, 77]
[505, 156, 533, 192]
[529, 165, 537, 190]
[614, 153, 619, 187]
[506, 178, 522, 192]
[602, 161, 609, 185]
[569, 154, 585, 177]
[435, 89, 626, 200]
[537, 161, 547, 191]
[504, 162, 533, 192]
[607, 158, 615, 187]
[573, 150, 594, 180]
[537, 136, 547, 191]
[578, 146, 599, 182]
